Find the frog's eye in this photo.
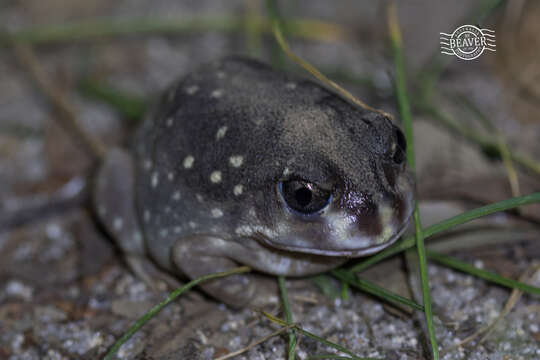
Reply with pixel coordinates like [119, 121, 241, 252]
[391, 127, 407, 165]
[279, 180, 332, 215]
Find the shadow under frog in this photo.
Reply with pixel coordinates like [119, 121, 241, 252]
[93, 57, 416, 307]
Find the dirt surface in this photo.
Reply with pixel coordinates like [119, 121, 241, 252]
[1, 1, 540, 359]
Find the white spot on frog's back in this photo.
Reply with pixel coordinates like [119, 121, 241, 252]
[185, 85, 199, 95]
[113, 217, 123, 231]
[133, 231, 143, 244]
[216, 126, 228, 140]
[211, 208, 223, 218]
[151, 172, 159, 188]
[167, 171, 175, 181]
[189, 221, 197, 229]
[159, 229, 169, 238]
[210, 170, 222, 183]
[183, 155, 194, 169]
[229, 155, 243, 168]
[165, 117, 174, 127]
[283, 167, 291, 176]
[216, 71, 226, 79]
[233, 184, 244, 196]
[143, 210, 151, 222]
[196, 194, 204, 203]
[285, 82, 296, 90]
[211, 89, 224, 98]
[172, 191, 181, 201]
[143, 159, 152, 171]
[173, 226, 183, 234]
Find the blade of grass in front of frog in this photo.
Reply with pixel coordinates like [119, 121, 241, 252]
[311, 274, 341, 300]
[278, 276, 297, 360]
[340, 280, 350, 302]
[331, 269, 423, 311]
[387, 2, 438, 359]
[426, 251, 540, 296]
[260, 311, 381, 360]
[103, 266, 251, 360]
[349, 192, 540, 274]
[79, 78, 148, 123]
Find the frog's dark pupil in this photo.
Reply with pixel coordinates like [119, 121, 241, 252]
[280, 180, 331, 215]
[295, 187, 312, 207]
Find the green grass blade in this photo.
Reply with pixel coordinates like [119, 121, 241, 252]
[260, 311, 377, 360]
[331, 269, 423, 311]
[79, 78, 147, 122]
[422, 194, 540, 238]
[278, 276, 297, 360]
[311, 274, 340, 300]
[340, 280, 350, 302]
[1, 16, 346, 47]
[103, 266, 250, 360]
[299, 330, 379, 360]
[427, 251, 540, 296]
[350, 192, 540, 274]
[411, 210, 438, 358]
[388, 3, 438, 358]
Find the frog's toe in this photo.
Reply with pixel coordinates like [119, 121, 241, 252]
[125, 254, 181, 291]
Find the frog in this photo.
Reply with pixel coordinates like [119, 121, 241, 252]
[93, 57, 415, 307]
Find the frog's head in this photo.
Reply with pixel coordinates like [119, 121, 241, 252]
[253, 95, 415, 257]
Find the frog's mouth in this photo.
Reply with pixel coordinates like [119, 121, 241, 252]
[254, 214, 411, 257]
[255, 183, 415, 257]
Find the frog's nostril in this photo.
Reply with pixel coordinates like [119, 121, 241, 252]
[347, 199, 381, 237]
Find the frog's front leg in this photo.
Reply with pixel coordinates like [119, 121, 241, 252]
[172, 235, 347, 307]
[172, 235, 281, 307]
[93, 148, 179, 289]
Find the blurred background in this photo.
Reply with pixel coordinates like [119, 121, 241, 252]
[0, 1, 539, 359]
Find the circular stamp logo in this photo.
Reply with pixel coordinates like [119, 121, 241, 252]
[440, 25, 496, 61]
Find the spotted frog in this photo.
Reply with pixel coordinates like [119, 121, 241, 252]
[93, 57, 415, 306]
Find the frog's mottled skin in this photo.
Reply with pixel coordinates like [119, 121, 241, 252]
[94, 57, 415, 306]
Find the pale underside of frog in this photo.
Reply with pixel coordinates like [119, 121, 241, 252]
[93, 57, 415, 307]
